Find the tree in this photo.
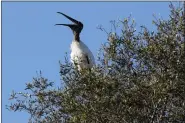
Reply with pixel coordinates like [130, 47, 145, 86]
[7, 2, 185, 123]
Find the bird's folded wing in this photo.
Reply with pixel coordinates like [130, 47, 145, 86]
[81, 53, 90, 65]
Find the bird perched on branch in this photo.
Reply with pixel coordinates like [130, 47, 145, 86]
[56, 12, 95, 71]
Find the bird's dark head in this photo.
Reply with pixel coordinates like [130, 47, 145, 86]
[55, 12, 83, 36]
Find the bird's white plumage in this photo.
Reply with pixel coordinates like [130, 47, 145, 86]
[70, 40, 95, 70]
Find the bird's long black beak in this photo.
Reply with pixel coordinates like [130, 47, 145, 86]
[55, 24, 74, 26]
[55, 12, 81, 27]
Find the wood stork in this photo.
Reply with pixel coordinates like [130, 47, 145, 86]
[56, 12, 95, 71]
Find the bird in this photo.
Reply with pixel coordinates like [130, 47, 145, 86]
[55, 12, 95, 71]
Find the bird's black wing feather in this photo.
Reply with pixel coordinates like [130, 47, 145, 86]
[85, 55, 90, 64]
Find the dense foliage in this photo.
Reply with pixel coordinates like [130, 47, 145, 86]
[7, 3, 185, 123]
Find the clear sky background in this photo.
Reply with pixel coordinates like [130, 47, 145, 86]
[2, 1, 176, 123]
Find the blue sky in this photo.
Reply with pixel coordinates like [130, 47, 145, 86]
[2, 1, 173, 123]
